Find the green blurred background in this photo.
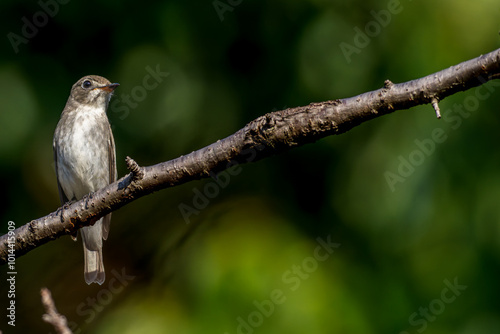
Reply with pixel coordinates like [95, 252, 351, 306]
[1, 0, 500, 333]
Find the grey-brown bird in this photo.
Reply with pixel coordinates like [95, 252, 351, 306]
[53, 75, 118, 285]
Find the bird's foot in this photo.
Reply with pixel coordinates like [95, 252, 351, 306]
[56, 200, 76, 223]
[82, 192, 94, 209]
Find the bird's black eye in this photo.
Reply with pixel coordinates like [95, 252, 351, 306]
[81, 80, 92, 89]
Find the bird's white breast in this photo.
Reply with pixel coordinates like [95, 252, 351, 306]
[56, 105, 111, 200]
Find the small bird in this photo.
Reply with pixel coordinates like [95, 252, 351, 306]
[53, 75, 118, 285]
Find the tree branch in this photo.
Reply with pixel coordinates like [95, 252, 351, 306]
[2, 48, 500, 264]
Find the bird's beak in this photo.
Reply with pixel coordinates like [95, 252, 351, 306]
[98, 83, 120, 92]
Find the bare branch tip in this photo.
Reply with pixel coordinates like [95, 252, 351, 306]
[41, 288, 72, 334]
[431, 98, 441, 119]
[126, 156, 144, 181]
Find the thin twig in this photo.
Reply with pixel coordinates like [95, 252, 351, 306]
[41, 288, 72, 334]
[431, 97, 441, 119]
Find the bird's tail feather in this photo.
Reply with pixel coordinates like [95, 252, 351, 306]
[81, 221, 105, 285]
